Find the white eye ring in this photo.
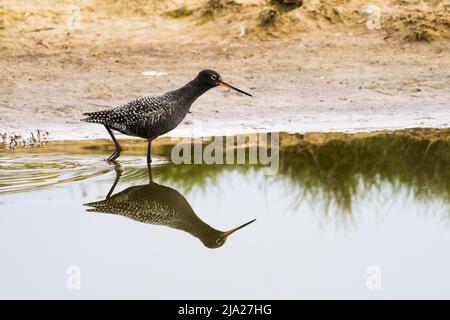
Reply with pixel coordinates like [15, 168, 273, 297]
[211, 74, 217, 81]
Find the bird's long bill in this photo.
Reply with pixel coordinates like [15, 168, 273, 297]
[223, 219, 256, 236]
[219, 80, 252, 97]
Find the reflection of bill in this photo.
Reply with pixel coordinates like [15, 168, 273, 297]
[364, 4, 382, 30]
[84, 165, 255, 249]
[66, 5, 81, 30]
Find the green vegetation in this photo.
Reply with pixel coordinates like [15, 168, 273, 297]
[165, 6, 192, 19]
[154, 133, 450, 213]
[1, 131, 449, 214]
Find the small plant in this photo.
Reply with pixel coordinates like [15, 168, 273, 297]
[259, 8, 278, 27]
[198, 0, 241, 24]
[165, 6, 192, 19]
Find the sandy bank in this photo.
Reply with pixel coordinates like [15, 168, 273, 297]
[1, 1, 449, 144]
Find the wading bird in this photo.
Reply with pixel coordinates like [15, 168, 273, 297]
[84, 165, 255, 248]
[81, 70, 251, 163]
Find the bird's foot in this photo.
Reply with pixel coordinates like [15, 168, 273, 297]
[107, 150, 121, 162]
[112, 162, 123, 175]
[106, 159, 119, 165]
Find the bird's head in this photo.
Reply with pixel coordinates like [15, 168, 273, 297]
[200, 219, 256, 249]
[196, 69, 252, 97]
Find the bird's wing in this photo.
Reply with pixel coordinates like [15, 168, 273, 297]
[85, 186, 178, 226]
[81, 96, 168, 127]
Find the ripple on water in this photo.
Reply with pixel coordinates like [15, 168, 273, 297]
[0, 153, 168, 195]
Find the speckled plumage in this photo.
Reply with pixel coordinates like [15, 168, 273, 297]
[85, 179, 233, 248]
[84, 164, 255, 248]
[81, 79, 210, 140]
[80, 69, 251, 163]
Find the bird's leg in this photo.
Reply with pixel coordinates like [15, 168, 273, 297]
[147, 139, 152, 164]
[105, 126, 122, 162]
[106, 163, 123, 199]
[147, 163, 153, 183]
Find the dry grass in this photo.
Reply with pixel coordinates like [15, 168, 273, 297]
[2, 0, 449, 45]
[383, 3, 450, 41]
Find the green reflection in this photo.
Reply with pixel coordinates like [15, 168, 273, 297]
[153, 133, 450, 213]
[278, 134, 450, 212]
[1, 131, 449, 214]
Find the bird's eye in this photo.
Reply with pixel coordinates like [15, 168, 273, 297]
[216, 239, 223, 244]
[211, 74, 217, 81]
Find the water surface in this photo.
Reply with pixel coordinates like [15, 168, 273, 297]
[0, 131, 449, 299]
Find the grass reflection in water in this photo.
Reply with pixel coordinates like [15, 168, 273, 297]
[1, 129, 449, 214]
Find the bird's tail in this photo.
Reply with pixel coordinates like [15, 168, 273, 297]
[80, 110, 110, 124]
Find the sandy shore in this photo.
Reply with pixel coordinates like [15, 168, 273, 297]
[1, 2, 449, 144]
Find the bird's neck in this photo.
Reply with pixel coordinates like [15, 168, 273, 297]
[173, 78, 211, 108]
[174, 209, 218, 236]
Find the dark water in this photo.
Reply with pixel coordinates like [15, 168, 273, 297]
[0, 133, 449, 299]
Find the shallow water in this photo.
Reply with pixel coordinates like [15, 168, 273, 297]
[0, 132, 449, 299]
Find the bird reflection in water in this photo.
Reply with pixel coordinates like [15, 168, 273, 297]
[84, 165, 255, 248]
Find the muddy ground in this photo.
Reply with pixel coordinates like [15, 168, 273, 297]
[1, 0, 449, 145]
